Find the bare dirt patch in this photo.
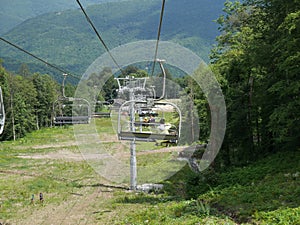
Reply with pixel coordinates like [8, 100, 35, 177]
[18, 150, 94, 161]
[13, 185, 115, 225]
[17, 146, 187, 162]
[31, 141, 78, 149]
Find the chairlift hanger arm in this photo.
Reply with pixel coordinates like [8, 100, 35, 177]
[0, 87, 5, 135]
[155, 59, 166, 101]
[62, 73, 67, 98]
[151, 0, 166, 76]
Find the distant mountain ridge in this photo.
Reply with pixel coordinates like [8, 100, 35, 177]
[0, 0, 126, 35]
[0, 0, 225, 79]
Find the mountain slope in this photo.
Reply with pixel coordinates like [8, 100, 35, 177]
[0, 0, 225, 78]
[0, 0, 126, 35]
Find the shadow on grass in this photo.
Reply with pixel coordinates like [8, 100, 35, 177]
[68, 181, 129, 190]
[115, 194, 178, 205]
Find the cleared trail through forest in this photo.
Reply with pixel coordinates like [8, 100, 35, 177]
[17, 145, 187, 161]
[4, 128, 197, 224]
[15, 184, 115, 225]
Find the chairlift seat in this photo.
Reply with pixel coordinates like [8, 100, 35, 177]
[92, 112, 111, 118]
[54, 116, 90, 125]
[134, 122, 161, 127]
[118, 131, 178, 142]
[138, 112, 159, 117]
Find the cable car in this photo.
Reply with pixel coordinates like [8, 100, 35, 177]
[0, 87, 5, 134]
[53, 74, 91, 125]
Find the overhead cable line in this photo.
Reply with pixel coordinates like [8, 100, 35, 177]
[0, 36, 80, 80]
[151, 0, 166, 77]
[76, 0, 124, 75]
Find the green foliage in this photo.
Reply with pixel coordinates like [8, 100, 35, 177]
[1, 0, 224, 77]
[200, 151, 299, 223]
[1, 0, 300, 223]
[0, 63, 76, 141]
[0, 0, 125, 35]
[254, 207, 300, 225]
[178, 76, 210, 144]
[1, 116, 299, 224]
[161, 149, 300, 223]
[32, 73, 59, 128]
[211, 0, 300, 167]
[112, 193, 236, 224]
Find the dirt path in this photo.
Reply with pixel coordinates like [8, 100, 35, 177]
[8, 135, 195, 224]
[14, 185, 115, 225]
[17, 146, 187, 162]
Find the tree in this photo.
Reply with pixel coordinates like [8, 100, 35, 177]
[18, 63, 31, 77]
[211, 1, 259, 165]
[211, 0, 300, 167]
[0, 62, 61, 140]
[32, 73, 59, 129]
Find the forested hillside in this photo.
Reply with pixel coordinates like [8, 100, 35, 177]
[0, 0, 225, 79]
[0, 0, 126, 35]
[0, 0, 299, 223]
[0, 0, 298, 161]
[210, 0, 300, 164]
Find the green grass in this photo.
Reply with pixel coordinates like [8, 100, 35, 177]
[95, 118, 116, 135]
[0, 160, 96, 221]
[163, 150, 300, 224]
[0, 118, 299, 224]
[100, 192, 236, 225]
[0, 126, 75, 153]
[0, 124, 95, 221]
[253, 206, 300, 225]
[0, 120, 108, 219]
[107, 149, 300, 224]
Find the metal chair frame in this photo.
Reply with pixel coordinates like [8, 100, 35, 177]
[0, 87, 5, 134]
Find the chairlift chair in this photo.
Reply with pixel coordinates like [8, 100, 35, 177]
[53, 74, 91, 125]
[117, 100, 181, 143]
[53, 97, 91, 125]
[115, 59, 182, 144]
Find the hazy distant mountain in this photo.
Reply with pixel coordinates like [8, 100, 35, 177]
[0, 0, 126, 34]
[0, 0, 225, 79]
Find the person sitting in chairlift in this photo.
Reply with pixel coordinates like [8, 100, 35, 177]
[158, 118, 165, 130]
[144, 117, 149, 123]
[158, 118, 170, 134]
[149, 115, 155, 123]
